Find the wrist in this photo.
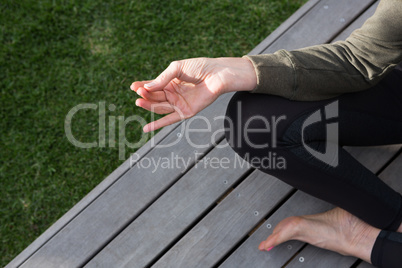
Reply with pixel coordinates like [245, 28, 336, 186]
[218, 57, 257, 94]
[240, 56, 258, 92]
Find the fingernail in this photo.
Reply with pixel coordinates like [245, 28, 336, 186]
[266, 247, 274, 252]
[144, 82, 156, 89]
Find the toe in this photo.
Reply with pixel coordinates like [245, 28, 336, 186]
[259, 233, 280, 251]
[259, 216, 304, 251]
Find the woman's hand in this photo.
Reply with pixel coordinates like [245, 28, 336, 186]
[131, 57, 257, 132]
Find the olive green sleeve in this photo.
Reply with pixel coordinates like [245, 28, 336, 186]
[244, 0, 402, 101]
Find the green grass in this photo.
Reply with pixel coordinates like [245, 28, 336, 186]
[0, 0, 307, 265]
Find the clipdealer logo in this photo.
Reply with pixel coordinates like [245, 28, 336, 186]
[302, 100, 339, 167]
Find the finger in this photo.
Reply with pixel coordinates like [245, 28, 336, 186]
[143, 112, 184, 133]
[130, 80, 152, 92]
[137, 88, 167, 102]
[135, 98, 174, 114]
[144, 61, 181, 91]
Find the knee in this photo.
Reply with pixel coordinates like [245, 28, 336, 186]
[224, 92, 289, 159]
[223, 92, 339, 175]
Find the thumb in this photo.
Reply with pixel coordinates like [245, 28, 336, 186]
[144, 61, 181, 91]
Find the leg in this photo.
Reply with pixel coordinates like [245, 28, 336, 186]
[224, 89, 402, 230]
[224, 66, 402, 265]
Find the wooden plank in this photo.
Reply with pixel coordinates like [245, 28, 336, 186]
[18, 92, 234, 268]
[284, 152, 402, 267]
[95, 144, 400, 268]
[285, 246, 356, 268]
[221, 145, 400, 268]
[357, 261, 376, 268]
[219, 145, 400, 267]
[262, 0, 374, 53]
[345, 145, 401, 173]
[6, 122, 179, 268]
[332, 1, 378, 42]
[248, 0, 321, 55]
[85, 140, 252, 268]
[378, 153, 402, 195]
[152, 171, 294, 268]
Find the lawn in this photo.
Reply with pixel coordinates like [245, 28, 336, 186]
[0, 0, 306, 265]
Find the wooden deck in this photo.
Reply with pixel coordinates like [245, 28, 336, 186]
[8, 0, 402, 267]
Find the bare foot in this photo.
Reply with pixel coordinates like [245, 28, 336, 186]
[259, 207, 380, 264]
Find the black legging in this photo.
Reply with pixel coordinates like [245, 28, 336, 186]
[224, 65, 402, 267]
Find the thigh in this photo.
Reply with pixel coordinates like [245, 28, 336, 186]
[338, 65, 402, 146]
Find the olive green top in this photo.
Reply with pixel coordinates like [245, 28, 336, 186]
[245, 0, 402, 101]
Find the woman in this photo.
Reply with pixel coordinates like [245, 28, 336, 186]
[131, 0, 402, 266]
